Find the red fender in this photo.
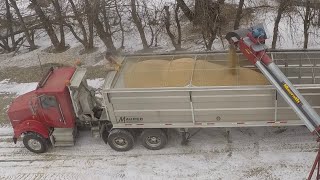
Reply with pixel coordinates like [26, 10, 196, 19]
[14, 120, 49, 139]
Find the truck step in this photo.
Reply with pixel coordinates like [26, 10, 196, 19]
[91, 126, 100, 138]
[51, 128, 75, 147]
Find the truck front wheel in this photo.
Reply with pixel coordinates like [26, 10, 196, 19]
[23, 132, 49, 153]
[107, 129, 134, 151]
[141, 129, 167, 150]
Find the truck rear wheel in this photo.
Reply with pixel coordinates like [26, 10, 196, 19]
[141, 129, 167, 150]
[108, 129, 134, 151]
[23, 132, 49, 153]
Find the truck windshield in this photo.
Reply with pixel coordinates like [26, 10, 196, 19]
[40, 95, 58, 109]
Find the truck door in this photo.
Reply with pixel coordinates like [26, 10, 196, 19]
[39, 95, 66, 126]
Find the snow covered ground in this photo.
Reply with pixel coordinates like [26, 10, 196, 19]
[0, 125, 317, 179]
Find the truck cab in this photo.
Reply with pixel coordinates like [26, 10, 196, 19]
[7, 66, 108, 153]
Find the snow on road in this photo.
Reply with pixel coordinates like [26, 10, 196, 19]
[0, 126, 317, 179]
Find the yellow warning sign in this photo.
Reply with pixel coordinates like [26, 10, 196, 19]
[283, 83, 301, 104]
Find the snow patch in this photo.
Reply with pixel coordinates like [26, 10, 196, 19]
[0, 80, 37, 96]
[0, 79, 104, 96]
[0, 127, 13, 136]
[87, 78, 105, 89]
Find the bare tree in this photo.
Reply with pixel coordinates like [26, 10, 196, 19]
[271, 0, 293, 49]
[164, 5, 182, 50]
[30, 0, 66, 51]
[51, 0, 65, 49]
[176, 0, 194, 21]
[5, 0, 15, 49]
[93, 0, 116, 52]
[317, 9, 320, 26]
[0, 0, 25, 52]
[234, 0, 245, 30]
[318, 9, 320, 26]
[66, 0, 94, 50]
[200, 0, 225, 50]
[9, 0, 37, 50]
[130, 0, 149, 49]
[114, 0, 125, 48]
[0, 0, 14, 52]
[303, 0, 316, 49]
[175, 4, 182, 49]
[141, 0, 155, 46]
[84, 0, 94, 49]
[175, 0, 225, 50]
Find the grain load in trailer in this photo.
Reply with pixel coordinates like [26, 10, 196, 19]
[124, 57, 269, 88]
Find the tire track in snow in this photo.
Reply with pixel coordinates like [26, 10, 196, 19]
[0, 126, 318, 179]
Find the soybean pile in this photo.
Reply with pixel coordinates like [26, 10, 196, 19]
[124, 51, 269, 88]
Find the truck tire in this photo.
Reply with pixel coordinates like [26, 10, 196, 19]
[141, 129, 167, 150]
[108, 129, 134, 151]
[23, 132, 49, 153]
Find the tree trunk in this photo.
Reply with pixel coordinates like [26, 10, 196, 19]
[304, 0, 311, 49]
[0, 36, 11, 52]
[175, 5, 182, 49]
[30, 0, 61, 51]
[164, 6, 180, 50]
[68, 0, 92, 50]
[234, 0, 245, 30]
[201, 0, 224, 50]
[94, 18, 116, 52]
[130, 0, 149, 49]
[99, 0, 116, 52]
[272, 1, 286, 49]
[195, 0, 210, 26]
[85, 0, 94, 49]
[176, 0, 194, 21]
[92, 0, 116, 52]
[51, 0, 65, 49]
[9, 0, 37, 50]
[115, 0, 125, 48]
[5, 0, 15, 50]
[203, 27, 219, 50]
[318, 9, 320, 27]
[101, 0, 112, 36]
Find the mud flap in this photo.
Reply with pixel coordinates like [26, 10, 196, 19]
[13, 137, 17, 144]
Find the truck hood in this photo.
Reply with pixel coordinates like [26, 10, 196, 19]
[7, 91, 36, 127]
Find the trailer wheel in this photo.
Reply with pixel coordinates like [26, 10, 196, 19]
[23, 132, 49, 153]
[108, 129, 134, 151]
[141, 129, 167, 150]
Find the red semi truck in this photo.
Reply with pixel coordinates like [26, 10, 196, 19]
[7, 66, 109, 153]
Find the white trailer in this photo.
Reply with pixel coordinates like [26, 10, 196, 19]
[101, 51, 320, 151]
